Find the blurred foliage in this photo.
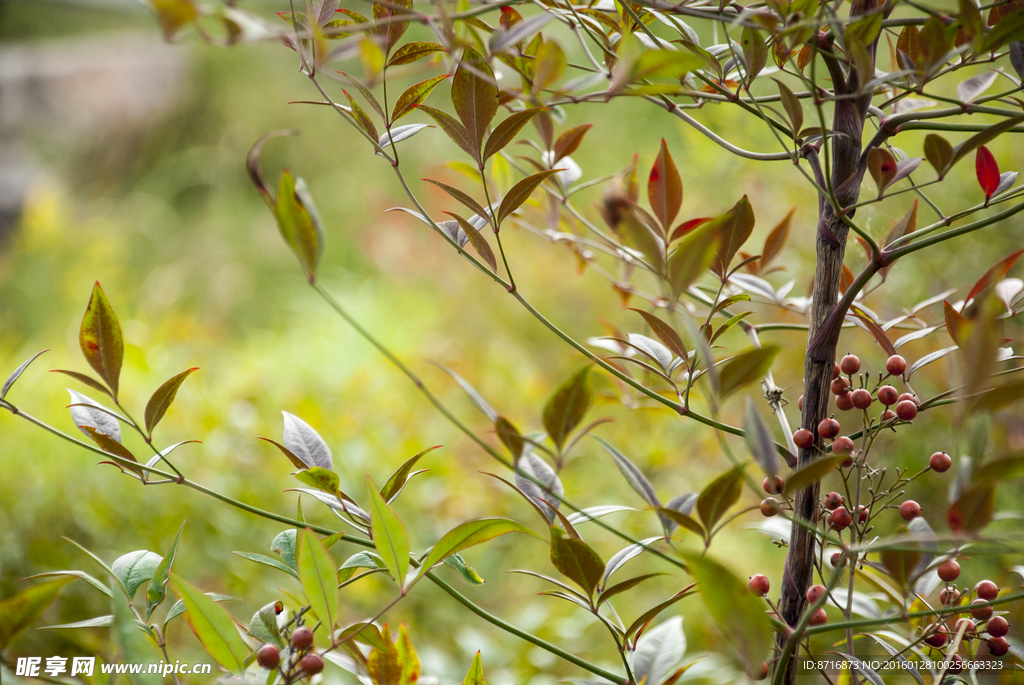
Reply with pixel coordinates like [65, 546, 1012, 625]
[2, 1, 1024, 682]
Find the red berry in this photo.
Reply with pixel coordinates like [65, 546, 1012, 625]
[257, 645, 281, 669]
[955, 617, 974, 634]
[937, 559, 961, 582]
[809, 608, 828, 626]
[835, 393, 855, 411]
[830, 506, 853, 530]
[882, 409, 896, 422]
[832, 436, 855, 455]
[987, 615, 1010, 638]
[763, 475, 784, 494]
[896, 400, 918, 420]
[840, 354, 861, 375]
[291, 627, 314, 651]
[899, 500, 922, 521]
[830, 552, 844, 567]
[750, 661, 770, 681]
[929, 451, 952, 473]
[924, 626, 948, 647]
[798, 394, 804, 411]
[851, 388, 873, 409]
[833, 362, 841, 379]
[898, 393, 918, 404]
[971, 599, 994, 621]
[824, 492, 843, 510]
[886, 355, 907, 376]
[806, 584, 826, 603]
[988, 636, 1010, 656]
[761, 497, 780, 517]
[976, 580, 999, 601]
[878, 385, 899, 406]
[948, 654, 964, 673]
[794, 428, 814, 449]
[831, 377, 851, 395]
[749, 574, 771, 596]
[841, 456, 855, 468]
[300, 654, 324, 675]
[941, 588, 961, 605]
[818, 417, 841, 439]
[857, 505, 869, 523]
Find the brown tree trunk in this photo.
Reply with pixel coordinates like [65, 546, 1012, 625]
[774, 5, 880, 681]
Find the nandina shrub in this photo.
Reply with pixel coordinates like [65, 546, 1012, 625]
[3, 1, 1024, 684]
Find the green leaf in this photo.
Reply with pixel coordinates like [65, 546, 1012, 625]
[624, 587, 695, 640]
[947, 115, 1024, 173]
[294, 466, 341, 495]
[597, 572, 669, 607]
[745, 398, 779, 478]
[51, 368, 114, 399]
[387, 41, 446, 67]
[296, 528, 339, 630]
[366, 476, 411, 590]
[423, 178, 490, 223]
[717, 346, 780, 400]
[144, 368, 197, 436]
[633, 616, 686, 685]
[740, 27, 767, 84]
[924, 134, 954, 178]
[532, 39, 566, 92]
[79, 282, 124, 399]
[391, 74, 450, 122]
[22, 570, 113, 598]
[696, 467, 744, 533]
[483, 108, 546, 162]
[2, 348, 48, 400]
[542, 366, 593, 452]
[710, 196, 755, 278]
[38, 615, 114, 629]
[648, 139, 682, 231]
[112, 551, 162, 602]
[655, 507, 705, 539]
[168, 574, 248, 672]
[443, 553, 486, 585]
[679, 552, 770, 669]
[773, 80, 803, 137]
[271, 529, 299, 569]
[549, 527, 605, 599]
[462, 652, 486, 685]
[247, 601, 284, 647]
[111, 593, 159, 685]
[594, 436, 667, 528]
[497, 169, 562, 225]
[428, 361, 499, 421]
[233, 551, 298, 579]
[451, 49, 498, 155]
[146, 520, 185, 619]
[416, 518, 542, 582]
[0, 578, 74, 649]
[782, 454, 847, 496]
[342, 89, 379, 142]
[381, 445, 441, 503]
[275, 170, 326, 283]
[163, 593, 240, 630]
[667, 218, 721, 298]
[494, 416, 524, 461]
[258, 436, 307, 470]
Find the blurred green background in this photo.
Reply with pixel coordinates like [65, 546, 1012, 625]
[2, 1, 1024, 682]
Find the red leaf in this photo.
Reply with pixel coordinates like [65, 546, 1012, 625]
[647, 139, 682, 234]
[966, 248, 1024, 304]
[944, 300, 967, 346]
[976, 146, 1000, 200]
[670, 217, 712, 242]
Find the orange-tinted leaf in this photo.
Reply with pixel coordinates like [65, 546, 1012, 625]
[975, 146, 1000, 201]
[648, 139, 682, 232]
[761, 207, 793, 269]
[451, 49, 498, 155]
[948, 483, 996, 533]
[553, 124, 592, 163]
[868, 147, 898, 196]
[629, 309, 688, 363]
[967, 248, 1024, 304]
[80, 426, 143, 478]
[445, 212, 497, 271]
[387, 41, 446, 67]
[711, 196, 755, 278]
[944, 300, 967, 346]
[416, 105, 478, 162]
[670, 217, 711, 242]
[496, 169, 561, 225]
[851, 310, 898, 357]
[144, 368, 198, 436]
[924, 134, 954, 177]
[79, 283, 124, 399]
[483, 108, 545, 162]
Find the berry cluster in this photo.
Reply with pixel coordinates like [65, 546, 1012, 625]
[256, 624, 325, 682]
[927, 575, 1010, 659]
